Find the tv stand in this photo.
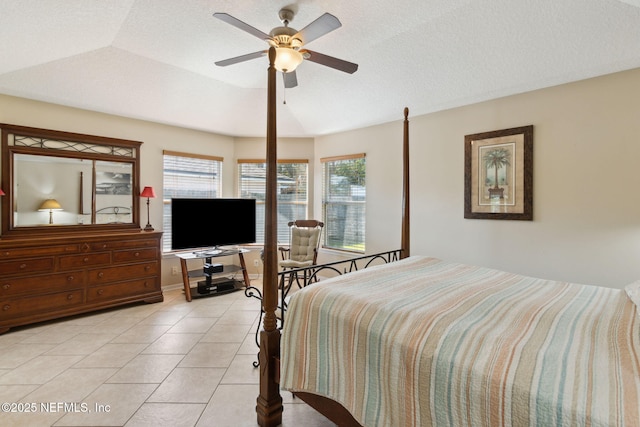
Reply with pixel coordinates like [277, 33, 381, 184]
[195, 247, 238, 257]
[176, 249, 251, 301]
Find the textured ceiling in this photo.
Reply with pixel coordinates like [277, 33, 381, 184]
[1, 0, 640, 137]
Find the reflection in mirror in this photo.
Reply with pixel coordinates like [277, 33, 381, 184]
[13, 156, 135, 226]
[14, 154, 92, 227]
[94, 161, 133, 224]
[1, 123, 142, 236]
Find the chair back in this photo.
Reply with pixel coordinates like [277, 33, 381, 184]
[288, 220, 323, 264]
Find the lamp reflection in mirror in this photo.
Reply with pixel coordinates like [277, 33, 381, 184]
[274, 47, 303, 73]
[39, 199, 63, 224]
[140, 186, 156, 231]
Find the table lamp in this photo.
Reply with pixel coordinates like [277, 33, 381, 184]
[39, 199, 63, 224]
[140, 186, 156, 231]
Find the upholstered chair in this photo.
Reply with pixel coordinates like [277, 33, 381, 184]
[278, 220, 324, 288]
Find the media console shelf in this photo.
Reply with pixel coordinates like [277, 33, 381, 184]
[175, 249, 251, 301]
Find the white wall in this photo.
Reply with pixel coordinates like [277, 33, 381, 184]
[3, 67, 640, 289]
[315, 68, 640, 288]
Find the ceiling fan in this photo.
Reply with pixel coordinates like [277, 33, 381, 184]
[213, 8, 358, 88]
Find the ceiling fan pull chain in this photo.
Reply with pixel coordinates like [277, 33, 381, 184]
[283, 79, 287, 105]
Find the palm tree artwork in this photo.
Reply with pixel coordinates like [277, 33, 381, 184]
[483, 147, 511, 200]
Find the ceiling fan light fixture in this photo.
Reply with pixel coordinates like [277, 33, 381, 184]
[274, 47, 303, 73]
[214, 9, 358, 85]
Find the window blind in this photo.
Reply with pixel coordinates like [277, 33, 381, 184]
[237, 159, 308, 244]
[163, 151, 222, 252]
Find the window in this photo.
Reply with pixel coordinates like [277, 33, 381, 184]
[162, 150, 222, 252]
[237, 159, 308, 244]
[321, 153, 366, 252]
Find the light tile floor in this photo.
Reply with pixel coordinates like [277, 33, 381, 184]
[0, 281, 335, 427]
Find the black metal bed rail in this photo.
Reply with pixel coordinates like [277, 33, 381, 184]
[244, 248, 403, 367]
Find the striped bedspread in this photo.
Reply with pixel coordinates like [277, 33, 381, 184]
[280, 256, 640, 426]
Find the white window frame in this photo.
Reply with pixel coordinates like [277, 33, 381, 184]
[321, 153, 366, 253]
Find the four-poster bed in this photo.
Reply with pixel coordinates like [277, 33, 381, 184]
[257, 47, 640, 427]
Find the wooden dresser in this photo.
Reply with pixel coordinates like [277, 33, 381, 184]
[0, 231, 163, 334]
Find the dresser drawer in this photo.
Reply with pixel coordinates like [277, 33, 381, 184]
[89, 261, 158, 283]
[1, 271, 84, 297]
[0, 257, 54, 276]
[0, 231, 162, 333]
[90, 239, 158, 251]
[0, 290, 84, 320]
[58, 252, 111, 270]
[87, 278, 158, 302]
[0, 244, 79, 259]
[112, 247, 157, 263]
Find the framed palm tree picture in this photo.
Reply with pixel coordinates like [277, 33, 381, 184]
[464, 125, 533, 220]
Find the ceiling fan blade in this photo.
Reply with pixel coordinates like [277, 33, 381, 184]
[215, 50, 266, 67]
[302, 50, 358, 74]
[283, 71, 298, 88]
[293, 13, 341, 45]
[213, 13, 271, 40]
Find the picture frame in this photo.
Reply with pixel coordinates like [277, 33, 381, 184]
[93, 165, 134, 224]
[95, 171, 132, 195]
[464, 125, 533, 220]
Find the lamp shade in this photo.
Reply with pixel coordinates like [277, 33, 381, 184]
[140, 186, 156, 198]
[274, 47, 303, 73]
[0, 188, 5, 196]
[38, 199, 63, 211]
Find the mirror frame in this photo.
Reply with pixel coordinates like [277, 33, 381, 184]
[1, 123, 142, 237]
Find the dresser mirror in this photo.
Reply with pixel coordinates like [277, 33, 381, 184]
[1, 123, 142, 237]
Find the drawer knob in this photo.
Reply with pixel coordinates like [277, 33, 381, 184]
[98, 272, 104, 278]
[83, 257, 89, 263]
[144, 281, 148, 288]
[134, 252, 140, 257]
[67, 294, 74, 300]
[2, 284, 10, 290]
[97, 289, 104, 295]
[3, 304, 10, 311]
[144, 265, 151, 271]
[19, 263, 27, 269]
[67, 276, 74, 282]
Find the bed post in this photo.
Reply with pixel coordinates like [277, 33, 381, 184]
[256, 47, 283, 427]
[401, 107, 410, 259]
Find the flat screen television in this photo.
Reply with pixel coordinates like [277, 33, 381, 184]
[171, 198, 256, 251]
